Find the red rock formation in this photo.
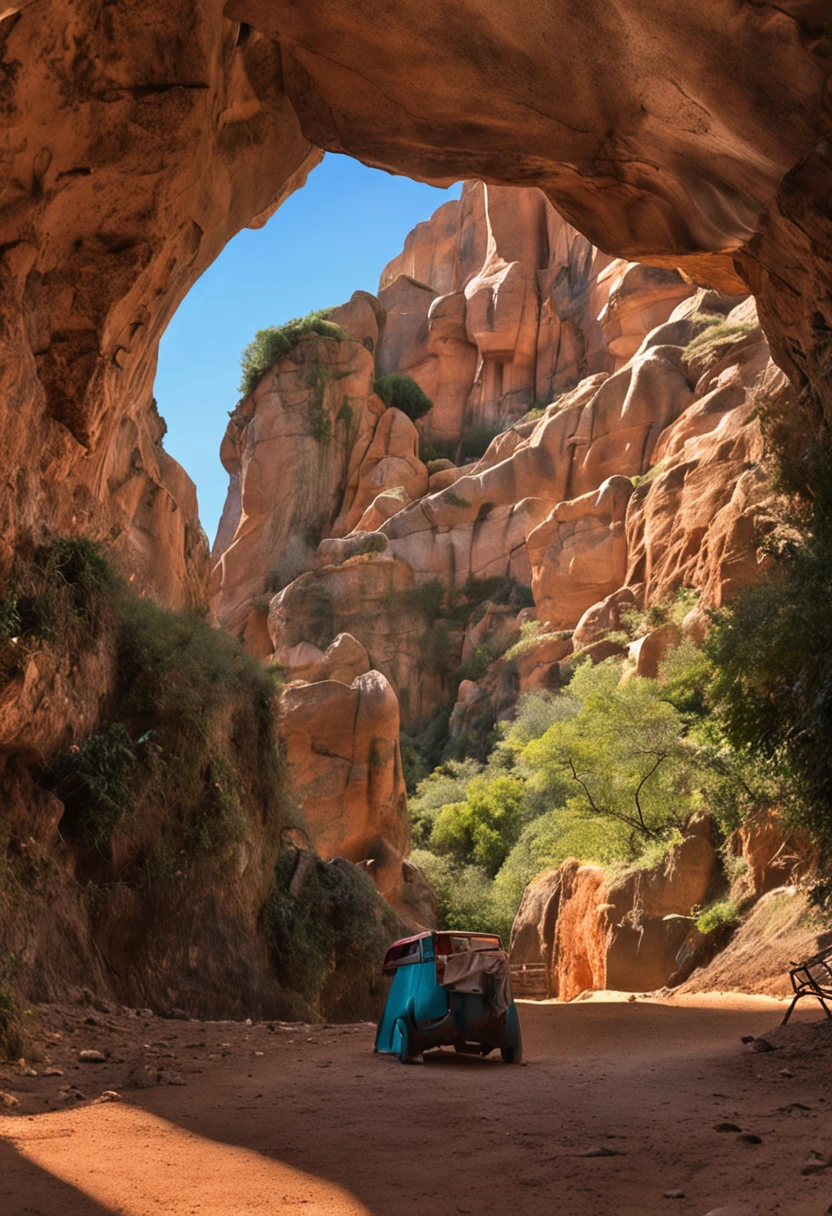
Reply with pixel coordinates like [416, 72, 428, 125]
[510, 817, 720, 998]
[372, 182, 681, 445]
[278, 670, 409, 895]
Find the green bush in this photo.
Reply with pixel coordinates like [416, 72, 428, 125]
[374, 373, 433, 421]
[505, 620, 542, 662]
[703, 469, 832, 863]
[31, 545, 283, 870]
[116, 594, 278, 738]
[631, 461, 666, 489]
[264, 852, 399, 1018]
[49, 724, 136, 849]
[353, 533, 387, 556]
[239, 310, 349, 396]
[683, 314, 756, 363]
[696, 899, 740, 936]
[0, 950, 25, 1061]
[409, 848, 513, 944]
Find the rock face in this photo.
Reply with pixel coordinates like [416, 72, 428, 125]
[3, 0, 831, 1027]
[205, 176, 786, 749]
[209, 334, 386, 633]
[374, 183, 618, 443]
[509, 817, 720, 998]
[278, 670, 409, 900]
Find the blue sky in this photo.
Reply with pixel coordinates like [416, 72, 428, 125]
[153, 154, 461, 545]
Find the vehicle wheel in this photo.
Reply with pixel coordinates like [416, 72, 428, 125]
[501, 1043, 523, 1064]
[394, 1017, 419, 1064]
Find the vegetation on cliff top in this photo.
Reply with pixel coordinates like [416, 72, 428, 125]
[239, 309, 350, 396]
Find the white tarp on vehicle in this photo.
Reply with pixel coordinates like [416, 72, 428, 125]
[441, 949, 512, 1018]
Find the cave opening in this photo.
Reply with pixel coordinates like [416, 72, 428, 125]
[153, 153, 461, 547]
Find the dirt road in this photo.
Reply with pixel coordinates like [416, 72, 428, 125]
[2, 993, 831, 1215]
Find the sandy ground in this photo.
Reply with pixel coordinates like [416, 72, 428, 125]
[1, 991, 832, 1216]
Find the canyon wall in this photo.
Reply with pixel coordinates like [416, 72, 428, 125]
[1, 0, 831, 1016]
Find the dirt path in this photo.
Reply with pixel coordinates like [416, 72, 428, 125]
[2, 992, 832, 1215]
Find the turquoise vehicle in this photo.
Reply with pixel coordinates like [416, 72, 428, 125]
[374, 930, 523, 1064]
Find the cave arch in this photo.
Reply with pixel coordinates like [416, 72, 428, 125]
[0, 0, 830, 591]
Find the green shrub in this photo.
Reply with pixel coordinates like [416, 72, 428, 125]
[683, 315, 756, 363]
[49, 724, 136, 849]
[116, 594, 278, 738]
[455, 643, 494, 684]
[402, 578, 445, 622]
[239, 310, 349, 396]
[353, 533, 387, 556]
[696, 899, 740, 936]
[0, 950, 25, 1061]
[631, 461, 666, 489]
[400, 708, 453, 801]
[504, 621, 542, 662]
[409, 848, 512, 944]
[429, 775, 525, 875]
[188, 755, 247, 859]
[373, 373, 433, 421]
[703, 467, 832, 862]
[264, 852, 399, 1017]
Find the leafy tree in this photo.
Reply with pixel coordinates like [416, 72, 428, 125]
[429, 775, 525, 874]
[520, 662, 697, 852]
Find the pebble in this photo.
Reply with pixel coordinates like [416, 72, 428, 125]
[0, 1091, 19, 1108]
[78, 1049, 107, 1063]
[43, 1067, 64, 1077]
[736, 1133, 762, 1145]
[93, 1091, 122, 1104]
[779, 1068, 793, 1078]
[128, 1063, 157, 1089]
[162, 1008, 189, 1021]
[714, 1122, 742, 1133]
[163, 1072, 186, 1086]
[663, 1190, 685, 1199]
[801, 1151, 831, 1176]
[740, 1035, 755, 1044]
[580, 1146, 619, 1157]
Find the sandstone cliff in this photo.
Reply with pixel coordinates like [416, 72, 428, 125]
[2, 0, 832, 1020]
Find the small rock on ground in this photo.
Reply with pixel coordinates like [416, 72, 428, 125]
[78, 1049, 107, 1063]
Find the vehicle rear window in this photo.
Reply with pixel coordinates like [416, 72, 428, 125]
[383, 939, 422, 969]
[434, 932, 501, 956]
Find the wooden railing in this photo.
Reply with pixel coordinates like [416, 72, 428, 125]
[510, 962, 548, 999]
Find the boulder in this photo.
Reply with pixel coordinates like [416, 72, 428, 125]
[510, 818, 720, 998]
[528, 478, 634, 631]
[332, 407, 428, 537]
[627, 622, 681, 679]
[727, 809, 815, 901]
[280, 632, 371, 687]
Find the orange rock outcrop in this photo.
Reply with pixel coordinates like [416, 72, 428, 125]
[510, 817, 720, 998]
